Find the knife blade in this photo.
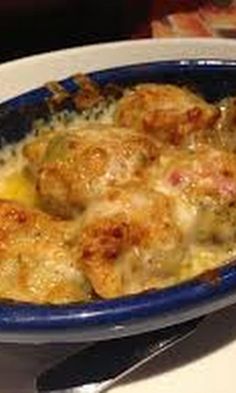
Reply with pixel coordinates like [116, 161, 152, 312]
[37, 317, 202, 393]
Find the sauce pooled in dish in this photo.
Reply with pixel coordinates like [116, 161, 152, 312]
[0, 80, 234, 304]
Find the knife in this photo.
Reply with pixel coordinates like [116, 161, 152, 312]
[37, 317, 202, 393]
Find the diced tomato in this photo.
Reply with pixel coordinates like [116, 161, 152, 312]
[168, 170, 187, 186]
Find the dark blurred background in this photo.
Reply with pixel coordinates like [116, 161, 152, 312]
[0, 0, 234, 63]
[0, 0, 152, 63]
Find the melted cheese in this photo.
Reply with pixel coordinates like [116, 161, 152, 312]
[0, 88, 234, 303]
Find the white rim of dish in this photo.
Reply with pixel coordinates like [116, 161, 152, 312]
[0, 38, 236, 343]
[1, 37, 236, 102]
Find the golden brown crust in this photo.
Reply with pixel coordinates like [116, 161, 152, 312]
[77, 187, 184, 298]
[11, 81, 236, 303]
[0, 200, 91, 304]
[72, 73, 104, 111]
[25, 124, 159, 217]
[114, 84, 220, 146]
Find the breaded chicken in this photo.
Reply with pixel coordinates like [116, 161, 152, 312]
[23, 124, 159, 218]
[156, 145, 236, 246]
[162, 145, 236, 204]
[114, 84, 219, 146]
[76, 186, 185, 298]
[10, 83, 236, 304]
[0, 200, 91, 304]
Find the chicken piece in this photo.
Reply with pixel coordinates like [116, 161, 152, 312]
[23, 124, 159, 218]
[114, 84, 220, 146]
[163, 145, 236, 204]
[0, 200, 91, 304]
[76, 186, 185, 298]
[157, 145, 236, 246]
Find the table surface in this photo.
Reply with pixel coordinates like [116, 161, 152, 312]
[0, 303, 235, 393]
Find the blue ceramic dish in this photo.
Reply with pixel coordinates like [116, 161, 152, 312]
[1, 59, 236, 343]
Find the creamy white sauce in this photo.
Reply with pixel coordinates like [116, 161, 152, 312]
[0, 95, 233, 297]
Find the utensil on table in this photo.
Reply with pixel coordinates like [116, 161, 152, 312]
[37, 317, 202, 393]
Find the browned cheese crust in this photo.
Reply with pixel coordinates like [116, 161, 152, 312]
[158, 145, 236, 246]
[0, 200, 91, 303]
[12, 83, 236, 303]
[76, 186, 184, 298]
[24, 124, 159, 218]
[114, 84, 220, 146]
